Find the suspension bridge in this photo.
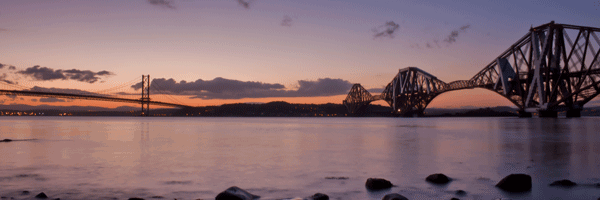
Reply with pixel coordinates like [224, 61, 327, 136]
[1, 75, 192, 116]
[344, 21, 600, 117]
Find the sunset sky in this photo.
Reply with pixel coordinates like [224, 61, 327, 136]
[1, 0, 600, 109]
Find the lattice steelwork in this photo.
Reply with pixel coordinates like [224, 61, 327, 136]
[343, 84, 376, 114]
[344, 22, 600, 117]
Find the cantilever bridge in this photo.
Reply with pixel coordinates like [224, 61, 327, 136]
[344, 22, 600, 117]
[1, 75, 192, 116]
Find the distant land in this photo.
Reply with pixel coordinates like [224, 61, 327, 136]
[1, 101, 600, 117]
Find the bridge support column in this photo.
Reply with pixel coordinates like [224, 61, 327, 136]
[141, 75, 150, 116]
[538, 110, 558, 118]
[518, 111, 532, 118]
[566, 109, 581, 118]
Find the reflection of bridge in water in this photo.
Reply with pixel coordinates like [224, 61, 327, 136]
[344, 22, 600, 117]
[1, 75, 192, 116]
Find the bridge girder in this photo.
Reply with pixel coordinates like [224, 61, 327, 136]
[344, 22, 600, 117]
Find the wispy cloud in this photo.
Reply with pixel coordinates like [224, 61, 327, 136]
[148, 0, 175, 9]
[237, 0, 253, 9]
[131, 77, 352, 99]
[444, 25, 470, 44]
[281, 15, 293, 27]
[17, 65, 114, 83]
[373, 21, 399, 39]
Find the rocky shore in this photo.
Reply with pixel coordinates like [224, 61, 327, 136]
[3, 173, 597, 200]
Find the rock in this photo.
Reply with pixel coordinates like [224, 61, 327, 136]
[215, 186, 260, 200]
[150, 196, 164, 199]
[21, 191, 30, 195]
[35, 192, 48, 199]
[451, 198, 460, 200]
[425, 173, 451, 184]
[128, 198, 144, 200]
[307, 193, 328, 200]
[381, 193, 408, 200]
[365, 178, 393, 190]
[0, 139, 12, 142]
[495, 174, 532, 192]
[455, 190, 466, 196]
[549, 179, 577, 187]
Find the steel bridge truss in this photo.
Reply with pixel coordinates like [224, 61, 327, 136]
[344, 22, 600, 117]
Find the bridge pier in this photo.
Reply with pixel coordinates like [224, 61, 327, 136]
[566, 109, 581, 118]
[518, 111, 532, 118]
[538, 110, 558, 118]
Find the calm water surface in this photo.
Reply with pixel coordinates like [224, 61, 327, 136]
[1, 117, 599, 199]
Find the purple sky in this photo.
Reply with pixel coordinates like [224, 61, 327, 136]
[1, 0, 599, 107]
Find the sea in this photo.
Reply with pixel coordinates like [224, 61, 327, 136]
[1, 117, 599, 200]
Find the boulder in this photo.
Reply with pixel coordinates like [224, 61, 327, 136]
[21, 191, 30, 195]
[450, 198, 460, 200]
[381, 193, 408, 200]
[0, 139, 12, 142]
[35, 192, 48, 199]
[307, 193, 328, 200]
[549, 179, 577, 187]
[495, 174, 532, 192]
[128, 198, 144, 200]
[425, 173, 451, 184]
[215, 186, 260, 200]
[365, 178, 393, 190]
[455, 190, 466, 196]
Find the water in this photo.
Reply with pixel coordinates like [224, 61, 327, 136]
[1, 117, 599, 200]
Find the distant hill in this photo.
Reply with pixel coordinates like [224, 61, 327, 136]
[2, 102, 599, 117]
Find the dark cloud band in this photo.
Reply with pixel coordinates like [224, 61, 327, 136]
[131, 77, 352, 99]
[18, 66, 114, 83]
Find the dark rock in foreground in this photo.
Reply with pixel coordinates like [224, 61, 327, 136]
[382, 193, 408, 200]
[425, 173, 451, 184]
[450, 198, 460, 200]
[549, 179, 577, 187]
[495, 174, 532, 192]
[128, 198, 144, 200]
[0, 139, 12, 142]
[455, 190, 466, 196]
[365, 178, 393, 190]
[215, 186, 260, 200]
[307, 193, 329, 200]
[35, 192, 48, 199]
[21, 191, 30, 195]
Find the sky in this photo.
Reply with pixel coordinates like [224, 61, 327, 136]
[1, 0, 600, 109]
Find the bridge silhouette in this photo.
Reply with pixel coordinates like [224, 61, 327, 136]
[344, 22, 600, 117]
[1, 75, 191, 116]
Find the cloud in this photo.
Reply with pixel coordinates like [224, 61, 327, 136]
[27, 86, 104, 96]
[281, 15, 293, 27]
[373, 21, 399, 39]
[237, 0, 253, 9]
[39, 97, 66, 103]
[132, 77, 352, 99]
[148, 0, 175, 9]
[0, 73, 15, 84]
[18, 66, 114, 83]
[444, 24, 470, 44]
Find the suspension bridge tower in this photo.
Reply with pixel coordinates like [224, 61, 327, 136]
[141, 75, 150, 116]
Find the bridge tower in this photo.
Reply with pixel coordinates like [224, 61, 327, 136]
[141, 75, 150, 116]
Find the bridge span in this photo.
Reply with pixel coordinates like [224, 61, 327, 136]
[1, 75, 191, 116]
[344, 21, 600, 117]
